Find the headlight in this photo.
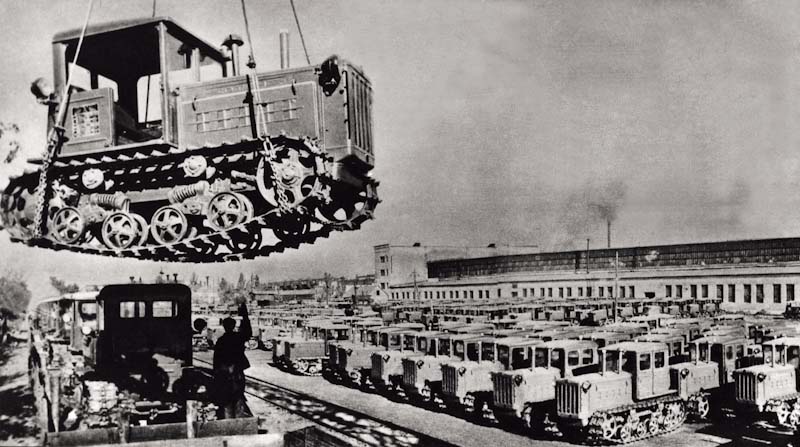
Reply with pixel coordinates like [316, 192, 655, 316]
[680, 368, 689, 378]
[416, 360, 424, 368]
[581, 381, 592, 392]
[514, 374, 523, 385]
[458, 366, 467, 376]
[757, 372, 766, 382]
[81, 325, 93, 336]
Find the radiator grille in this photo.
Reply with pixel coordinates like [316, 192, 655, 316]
[372, 355, 384, 382]
[402, 358, 417, 388]
[346, 69, 373, 158]
[493, 373, 514, 408]
[556, 381, 580, 415]
[442, 365, 459, 396]
[736, 372, 756, 402]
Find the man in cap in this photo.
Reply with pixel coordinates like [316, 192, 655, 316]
[212, 302, 252, 418]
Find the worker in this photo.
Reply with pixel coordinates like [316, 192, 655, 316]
[212, 302, 252, 419]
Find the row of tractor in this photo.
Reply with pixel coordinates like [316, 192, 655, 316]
[258, 300, 800, 444]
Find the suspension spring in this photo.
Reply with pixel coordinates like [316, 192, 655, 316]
[168, 181, 210, 204]
[88, 193, 129, 211]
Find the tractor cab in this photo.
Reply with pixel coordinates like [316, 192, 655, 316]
[601, 341, 671, 400]
[533, 339, 600, 378]
[48, 17, 228, 155]
[687, 335, 752, 385]
[636, 332, 687, 363]
[785, 302, 800, 320]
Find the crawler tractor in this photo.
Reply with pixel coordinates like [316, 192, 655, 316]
[325, 318, 384, 383]
[492, 339, 600, 432]
[1, 16, 377, 262]
[369, 329, 435, 394]
[333, 323, 422, 387]
[733, 336, 800, 430]
[282, 321, 350, 376]
[402, 333, 482, 405]
[555, 341, 713, 444]
[27, 284, 268, 446]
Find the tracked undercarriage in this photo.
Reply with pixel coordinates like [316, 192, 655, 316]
[582, 396, 686, 444]
[1, 135, 377, 262]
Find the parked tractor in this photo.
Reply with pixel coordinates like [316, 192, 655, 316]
[369, 329, 437, 393]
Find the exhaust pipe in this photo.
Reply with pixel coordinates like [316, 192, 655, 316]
[222, 34, 244, 76]
[280, 29, 289, 69]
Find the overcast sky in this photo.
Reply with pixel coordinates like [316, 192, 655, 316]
[3, 0, 800, 299]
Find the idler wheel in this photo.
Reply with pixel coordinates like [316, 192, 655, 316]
[272, 214, 311, 242]
[226, 229, 263, 253]
[151, 206, 189, 245]
[101, 212, 144, 250]
[50, 207, 86, 244]
[206, 192, 253, 231]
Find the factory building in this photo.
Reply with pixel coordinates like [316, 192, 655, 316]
[377, 238, 800, 313]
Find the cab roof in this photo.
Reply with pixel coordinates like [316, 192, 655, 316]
[540, 339, 598, 349]
[53, 16, 224, 60]
[603, 341, 668, 352]
[763, 336, 800, 346]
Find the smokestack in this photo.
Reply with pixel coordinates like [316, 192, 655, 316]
[222, 34, 244, 76]
[279, 29, 290, 69]
[607, 219, 611, 249]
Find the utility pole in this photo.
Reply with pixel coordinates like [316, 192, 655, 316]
[614, 251, 619, 322]
[411, 269, 419, 301]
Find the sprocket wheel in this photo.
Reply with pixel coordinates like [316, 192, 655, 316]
[50, 207, 86, 244]
[272, 214, 311, 242]
[206, 192, 253, 231]
[256, 143, 322, 210]
[598, 413, 618, 441]
[101, 212, 144, 250]
[151, 206, 190, 245]
[317, 180, 378, 229]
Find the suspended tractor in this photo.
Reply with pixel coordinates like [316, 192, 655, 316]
[1, 17, 377, 262]
[368, 328, 432, 393]
[733, 336, 800, 430]
[491, 339, 600, 433]
[440, 336, 541, 421]
[27, 284, 266, 446]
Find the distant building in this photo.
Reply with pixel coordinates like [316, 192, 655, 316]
[386, 237, 800, 313]
[373, 243, 539, 299]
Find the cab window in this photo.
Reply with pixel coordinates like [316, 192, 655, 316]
[482, 343, 495, 362]
[581, 348, 594, 365]
[725, 345, 734, 360]
[604, 350, 620, 373]
[689, 344, 697, 361]
[79, 302, 98, 320]
[152, 300, 177, 318]
[403, 335, 415, 350]
[389, 334, 401, 347]
[639, 353, 651, 371]
[654, 352, 665, 368]
[550, 348, 563, 368]
[567, 350, 580, 367]
[788, 346, 800, 367]
[764, 345, 773, 364]
[417, 338, 428, 352]
[736, 344, 744, 358]
[511, 347, 530, 369]
[454, 341, 465, 359]
[535, 348, 548, 368]
[672, 342, 682, 356]
[120, 301, 145, 318]
[438, 340, 451, 356]
[498, 345, 510, 368]
[467, 342, 480, 361]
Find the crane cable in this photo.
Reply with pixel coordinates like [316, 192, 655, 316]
[289, 0, 311, 65]
[33, 0, 96, 238]
[143, 0, 157, 126]
[239, 0, 268, 137]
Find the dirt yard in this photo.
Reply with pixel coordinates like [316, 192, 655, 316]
[0, 331, 41, 446]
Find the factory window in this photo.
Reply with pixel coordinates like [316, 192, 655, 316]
[478, 290, 483, 299]
[512, 283, 518, 289]
[756, 284, 764, 303]
[530, 288, 535, 297]
[620, 287, 626, 298]
[548, 288, 553, 297]
[774, 284, 782, 304]
[629, 286, 635, 297]
[578, 287, 584, 297]
[498, 288, 502, 298]
[381, 283, 386, 290]
[599, 287, 604, 298]
[690, 285, 697, 299]
[666, 285, 672, 298]
[716, 284, 723, 300]
[523, 289, 528, 298]
[379, 256, 387, 263]
[540, 288, 545, 297]
[470, 291, 474, 299]
[558, 288, 564, 298]
[676, 285, 683, 298]
[728, 284, 736, 303]
[455, 291, 460, 299]
[788, 284, 795, 302]
[380, 269, 387, 276]
[567, 287, 572, 298]
[702, 284, 708, 299]
[436, 291, 440, 299]
[511, 291, 518, 298]
[607, 286, 613, 297]
[744, 285, 751, 303]
[587, 287, 593, 297]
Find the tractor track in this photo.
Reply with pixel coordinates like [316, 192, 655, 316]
[193, 357, 456, 447]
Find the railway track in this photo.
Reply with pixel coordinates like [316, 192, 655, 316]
[194, 357, 456, 447]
